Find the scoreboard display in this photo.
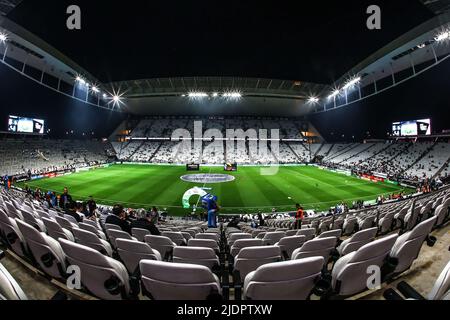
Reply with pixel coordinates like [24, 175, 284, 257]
[392, 119, 431, 137]
[186, 164, 200, 171]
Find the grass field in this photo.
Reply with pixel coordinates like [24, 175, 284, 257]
[18, 164, 410, 215]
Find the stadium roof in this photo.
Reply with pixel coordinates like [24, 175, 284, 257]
[420, 0, 450, 15]
[0, 0, 22, 16]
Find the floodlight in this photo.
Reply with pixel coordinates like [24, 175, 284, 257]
[223, 92, 242, 98]
[328, 89, 340, 100]
[212, 92, 219, 97]
[92, 86, 99, 93]
[113, 95, 120, 102]
[0, 33, 7, 42]
[435, 30, 450, 42]
[188, 92, 208, 98]
[308, 97, 319, 104]
[343, 76, 361, 90]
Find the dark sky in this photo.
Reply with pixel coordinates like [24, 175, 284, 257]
[8, 0, 434, 84]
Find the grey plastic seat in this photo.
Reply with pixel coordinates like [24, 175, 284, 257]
[342, 217, 357, 236]
[275, 236, 306, 259]
[59, 238, 131, 300]
[63, 214, 79, 225]
[145, 235, 177, 259]
[0, 261, 28, 300]
[173, 247, 219, 269]
[116, 238, 161, 274]
[228, 233, 252, 246]
[378, 212, 395, 233]
[54, 216, 78, 232]
[317, 229, 342, 240]
[72, 228, 113, 257]
[292, 237, 337, 265]
[285, 230, 298, 237]
[42, 217, 75, 242]
[140, 260, 221, 300]
[196, 233, 220, 242]
[234, 246, 282, 282]
[180, 231, 192, 242]
[404, 205, 422, 231]
[105, 223, 122, 231]
[79, 222, 107, 240]
[337, 227, 378, 256]
[21, 210, 46, 232]
[243, 257, 324, 300]
[0, 210, 27, 258]
[296, 228, 316, 241]
[331, 234, 398, 297]
[230, 239, 264, 257]
[131, 228, 150, 242]
[16, 219, 67, 279]
[106, 229, 137, 250]
[358, 216, 375, 230]
[434, 204, 449, 227]
[262, 231, 285, 246]
[161, 231, 187, 246]
[188, 239, 220, 252]
[427, 260, 450, 300]
[390, 216, 437, 275]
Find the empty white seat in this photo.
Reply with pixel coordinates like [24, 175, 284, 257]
[331, 234, 398, 297]
[59, 239, 131, 300]
[116, 239, 161, 274]
[42, 217, 74, 242]
[275, 236, 306, 259]
[243, 257, 325, 300]
[292, 237, 337, 265]
[196, 233, 220, 242]
[79, 222, 107, 240]
[317, 229, 342, 240]
[230, 239, 264, 257]
[131, 228, 150, 242]
[140, 260, 221, 300]
[228, 233, 252, 246]
[161, 231, 186, 246]
[0, 210, 27, 258]
[337, 227, 378, 256]
[234, 246, 282, 282]
[296, 228, 316, 241]
[0, 261, 28, 300]
[16, 219, 67, 279]
[434, 204, 449, 227]
[72, 228, 113, 257]
[145, 235, 177, 259]
[262, 232, 285, 246]
[173, 247, 219, 269]
[105, 223, 122, 231]
[55, 216, 78, 232]
[427, 260, 450, 300]
[20, 210, 46, 233]
[390, 216, 437, 275]
[342, 218, 357, 235]
[188, 239, 220, 252]
[106, 229, 137, 250]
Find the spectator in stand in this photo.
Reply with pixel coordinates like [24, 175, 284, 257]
[105, 204, 131, 234]
[295, 204, 304, 229]
[130, 208, 161, 235]
[87, 196, 97, 217]
[149, 206, 159, 224]
[65, 201, 83, 223]
[257, 212, 265, 227]
[59, 187, 72, 209]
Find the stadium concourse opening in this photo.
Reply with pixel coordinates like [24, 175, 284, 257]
[0, 0, 449, 311]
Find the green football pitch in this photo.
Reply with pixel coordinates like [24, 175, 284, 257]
[17, 164, 410, 215]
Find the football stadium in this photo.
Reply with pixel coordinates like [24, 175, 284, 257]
[0, 0, 449, 308]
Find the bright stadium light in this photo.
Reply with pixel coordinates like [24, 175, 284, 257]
[188, 92, 208, 98]
[308, 96, 319, 104]
[417, 43, 426, 49]
[434, 30, 450, 42]
[212, 92, 219, 97]
[113, 95, 120, 102]
[223, 91, 242, 99]
[0, 33, 7, 43]
[76, 76, 86, 85]
[91, 86, 100, 93]
[343, 76, 361, 90]
[328, 89, 340, 100]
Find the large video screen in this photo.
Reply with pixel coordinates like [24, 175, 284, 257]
[392, 119, 431, 137]
[8, 116, 45, 134]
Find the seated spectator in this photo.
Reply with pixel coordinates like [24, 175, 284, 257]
[105, 204, 131, 234]
[130, 208, 161, 235]
[65, 201, 83, 223]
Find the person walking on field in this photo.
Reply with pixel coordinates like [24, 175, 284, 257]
[295, 203, 304, 229]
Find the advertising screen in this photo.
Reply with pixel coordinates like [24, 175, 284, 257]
[8, 116, 45, 134]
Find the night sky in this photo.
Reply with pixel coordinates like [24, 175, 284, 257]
[8, 0, 433, 83]
[1, 0, 448, 140]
